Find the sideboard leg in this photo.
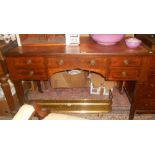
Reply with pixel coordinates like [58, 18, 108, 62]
[98, 113, 103, 118]
[0, 75, 15, 112]
[36, 81, 43, 93]
[117, 81, 124, 94]
[129, 104, 135, 120]
[129, 113, 134, 120]
[13, 80, 25, 106]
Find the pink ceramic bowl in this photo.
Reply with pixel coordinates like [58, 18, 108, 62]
[125, 38, 142, 49]
[90, 34, 125, 45]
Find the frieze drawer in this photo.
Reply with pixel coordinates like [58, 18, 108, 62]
[110, 56, 142, 67]
[108, 69, 140, 80]
[13, 57, 45, 68]
[135, 99, 155, 111]
[47, 56, 107, 69]
[11, 68, 47, 80]
[148, 70, 155, 81]
[6, 57, 47, 80]
[150, 57, 155, 68]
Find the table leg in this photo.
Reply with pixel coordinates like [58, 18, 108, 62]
[13, 80, 25, 106]
[117, 81, 124, 94]
[129, 99, 136, 120]
[129, 108, 135, 120]
[36, 81, 43, 93]
[0, 75, 15, 112]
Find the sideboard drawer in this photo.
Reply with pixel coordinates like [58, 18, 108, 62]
[137, 90, 155, 99]
[110, 56, 142, 67]
[108, 69, 140, 80]
[6, 57, 47, 80]
[47, 57, 78, 68]
[135, 99, 155, 111]
[47, 56, 107, 69]
[147, 82, 155, 89]
[14, 57, 44, 67]
[14, 68, 47, 80]
[148, 70, 155, 81]
[150, 57, 155, 68]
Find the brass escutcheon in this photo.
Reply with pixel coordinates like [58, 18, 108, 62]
[26, 59, 32, 64]
[59, 59, 64, 65]
[90, 60, 96, 66]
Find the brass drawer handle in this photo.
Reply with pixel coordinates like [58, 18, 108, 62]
[67, 103, 72, 107]
[122, 71, 127, 77]
[90, 60, 96, 66]
[29, 70, 34, 76]
[123, 60, 129, 65]
[147, 94, 152, 97]
[150, 84, 154, 88]
[59, 59, 64, 65]
[149, 51, 153, 54]
[26, 59, 32, 64]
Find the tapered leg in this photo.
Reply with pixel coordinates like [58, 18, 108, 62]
[98, 113, 103, 118]
[36, 81, 43, 93]
[13, 80, 25, 106]
[129, 104, 135, 120]
[129, 82, 139, 120]
[0, 76, 15, 112]
[129, 111, 135, 120]
[30, 81, 37, 91]
[117, 81, 124, 94]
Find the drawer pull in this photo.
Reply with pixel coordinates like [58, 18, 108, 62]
[26, 59, 32, 64]
[67, 103, 72, 107]
[149, 51, 153, 54]
[145, 103, 148, 107]
[122, 71, 127, 77]
[29, 71, 34, 76]
[147, 94, 151, 97]
[150, 84, 154, 88]
[123, 60, 129, 65]
[59, 59, 64, 65]
[90, 60, 96, 66]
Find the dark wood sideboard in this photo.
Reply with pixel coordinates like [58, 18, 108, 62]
[3, 36, 155, 119]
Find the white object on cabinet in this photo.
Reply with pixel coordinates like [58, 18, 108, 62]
[65, 34, 80, 46]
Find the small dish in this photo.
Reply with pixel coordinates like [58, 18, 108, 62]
[125, 37, 142, 49]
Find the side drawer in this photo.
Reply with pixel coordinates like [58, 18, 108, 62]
[150, 57, 155, 68]
[13, 57, 45, 68]
[137, 90, 155, 99]
[135, 99, 155, 111]
[148, 70, 155, 81]
[14, 68, 47, 80]
[6, 57, 47, 80]
[110, 56, 142, 67]
[108, 68, 140, 80]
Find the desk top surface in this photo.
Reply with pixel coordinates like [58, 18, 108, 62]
[3, 37, 152, 57]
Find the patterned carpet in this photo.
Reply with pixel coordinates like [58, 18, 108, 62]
[28, 87, 155, 120]
[1, 87, 155, 120]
